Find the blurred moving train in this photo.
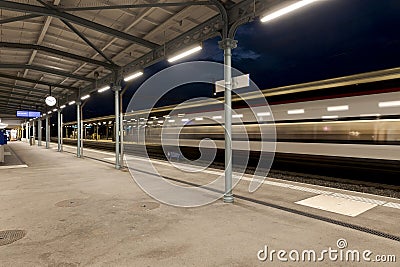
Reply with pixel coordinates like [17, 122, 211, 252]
[62, 74, 400, 185]
[124, 90, 400, 161]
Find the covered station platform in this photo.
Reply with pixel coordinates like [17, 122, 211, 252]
[0, 141, 399, 265]
[1, 0, 400, 266]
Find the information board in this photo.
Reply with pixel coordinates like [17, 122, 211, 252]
[16, 110, 41, 118]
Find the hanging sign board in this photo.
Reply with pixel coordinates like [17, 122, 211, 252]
[215, 74, 250, 93]
[16, 110, 41, 118]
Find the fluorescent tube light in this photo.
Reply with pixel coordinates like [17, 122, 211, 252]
[98, 86, 110, 93]
[261, 0, 318, 23]
[124, 71, 143, 82]
[168, 45, 202, 63]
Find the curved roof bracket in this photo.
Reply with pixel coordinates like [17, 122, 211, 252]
[209, 0, 229, 38]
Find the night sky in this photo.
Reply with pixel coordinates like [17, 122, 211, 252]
[61, 0, 400, 122]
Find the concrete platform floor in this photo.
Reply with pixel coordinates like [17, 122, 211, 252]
[0, 141, 398, 266]
[0, 144, 27, 169]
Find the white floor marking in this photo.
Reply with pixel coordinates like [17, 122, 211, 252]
[62, 145, 115, 156]
[383, 202, 400, 210]
[289, 185, 331, 195]
[0, 164, 28, 169]
[295, 195, 378, 217]
[4, 152, 11, 156]
[330, 192, 386, 205]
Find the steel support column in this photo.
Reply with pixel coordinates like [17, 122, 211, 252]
[20, 124, 24, 140]
[119, 91, 126, 168]
[60, 113, 63, 151]
[219, 38, 237, 203]
[38, 119, 42, 146]
[45, 116, 50, 149]
[120, 113, 124, 168]
[113, 85, 121, 169]
[80, 103, 86, 157]
[26, 122, 30, 143]
[76, 101, 82, 158]
[57, 109, 62, 152]
[32, 120, 36, 144]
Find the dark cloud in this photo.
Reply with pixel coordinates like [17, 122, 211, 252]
[233, 47, 261, 61]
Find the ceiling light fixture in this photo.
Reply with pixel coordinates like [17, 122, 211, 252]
[168, 45, 202, 63]
[261, 0, 318, 23]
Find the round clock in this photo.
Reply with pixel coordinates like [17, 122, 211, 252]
[45, 96, 57, 107]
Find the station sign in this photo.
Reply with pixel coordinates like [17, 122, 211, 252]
[16, 110, 41, 118]
[215, 74, 250, 93]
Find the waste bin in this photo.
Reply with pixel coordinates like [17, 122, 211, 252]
[30, 136, 35, 146]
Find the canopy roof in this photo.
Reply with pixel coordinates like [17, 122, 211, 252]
[0, 0, 283, 119]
